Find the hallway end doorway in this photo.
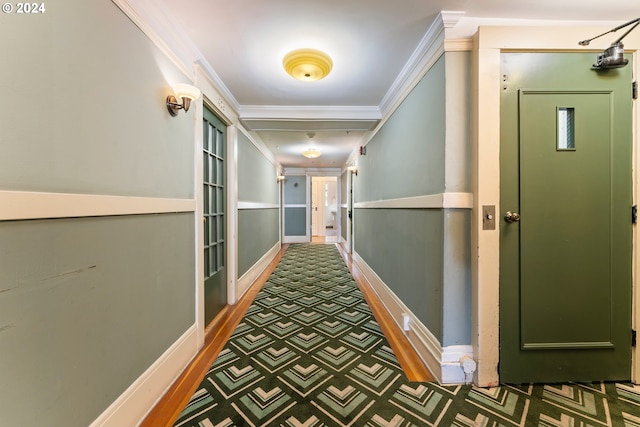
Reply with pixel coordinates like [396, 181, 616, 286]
[311, 176, 338, 243]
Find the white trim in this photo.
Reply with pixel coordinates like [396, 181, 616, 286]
[440, 11, 465, 28]
[284, 168, 342, 176]
[353, 251, 473, 384]
[283, 204, 307, 208]
[441, 345, 476, 384]
[238, 105, 381, 121]
[444, 39, 473, 52]
[89, 325, 198, 427]
[236, 242, 281, 301]
[227, 125, 239, 306]
[194, 95, 206, 346]
[238, 201, 280, 210]
[305, 174, 312, 241]
[378, 13, 446, 118]
[352, 13, 449, 164]
[472, 25, 640, 387]
[237, 127, 279, 166]
[111, 0, 193, 80]
[346, 170, 354, 253]
[283, 236, 309, 244]
[353, 193, 473, 209]
[195, 64, 239, 125]
[0, 191, 195, 221]
[195, 59, 241, 114]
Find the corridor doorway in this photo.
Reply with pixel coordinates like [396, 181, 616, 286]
[202, 106, 227, 325]
[311, 176, 338, 243]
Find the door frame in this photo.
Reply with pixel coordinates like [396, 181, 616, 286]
[311, 177, 324, 237]
[194, 67, 240, 346]
[472, 25, 640, 386]
[282, 169, 342, 244]
[311, 176, 338, 237]
[346, 169, 354, 253]
[308, 171, 341, 243]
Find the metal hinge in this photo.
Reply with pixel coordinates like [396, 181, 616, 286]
[633, 329, 637, 347]
[633, 205, 637, 224]
[633, 81, 638, 100]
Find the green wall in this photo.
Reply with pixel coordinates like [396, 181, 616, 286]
[0, 215, 194, 427]
[355, 209, 444, 339]
[238, 209, 280, 276]
[0, 1, 196, 426]
[237, 132, 280, 277]
[285, 207, 307, 236]
[354, 53, 471, 347]
[357, 57, 446, 201]
[0, 1, 194, 198]
[284, 176, 307, 204]
[238, 133, 278, 204]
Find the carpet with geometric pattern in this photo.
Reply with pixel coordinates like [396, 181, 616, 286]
[173, 244, 640, 427]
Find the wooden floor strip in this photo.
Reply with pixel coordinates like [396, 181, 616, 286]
[336, 243, 434, 382]
[139, 245, 288, 427]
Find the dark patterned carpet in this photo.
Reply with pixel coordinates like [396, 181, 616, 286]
[173, 244, 640, 426]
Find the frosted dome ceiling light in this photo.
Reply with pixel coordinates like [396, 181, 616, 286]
[302, 148, 321, 158]
[283, 48, 333, 81]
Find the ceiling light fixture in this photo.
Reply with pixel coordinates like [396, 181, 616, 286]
[283, 48, 333, 81]
[302, 148, 321, 159]
[579, 17, 639, 69]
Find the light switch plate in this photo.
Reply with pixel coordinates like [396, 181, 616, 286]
[482, 205, 496, 230]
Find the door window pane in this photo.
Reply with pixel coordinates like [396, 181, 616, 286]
[557, 107, 575, 150]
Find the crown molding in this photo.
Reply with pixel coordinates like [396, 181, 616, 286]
[239, 105, 381, 121]
[111, 0, 240, 112]
[445, 39, 474, 52]
[378, 12, 456, 117]
[441, 11, 466, 28]
[241, 119, 379, 132]
[196, 59, 241, 113]
[111, 0, 193, 79]
[283, 168, 342, 176]
[239, 105, 381, 131]
[238, 127, 279, 166]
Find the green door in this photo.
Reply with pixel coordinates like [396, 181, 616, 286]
[500, 53, 633, 383]
[203, 107, 226, 324]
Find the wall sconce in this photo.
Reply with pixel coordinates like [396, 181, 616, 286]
[277, 175, 285, 182]
[166, 83, 201, 117]
[347, 166, 358, 175]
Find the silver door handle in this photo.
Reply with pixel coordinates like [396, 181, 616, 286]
[504, 211, 520, 223]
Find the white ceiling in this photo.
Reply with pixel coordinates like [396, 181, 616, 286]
[146, 0, 637, 169]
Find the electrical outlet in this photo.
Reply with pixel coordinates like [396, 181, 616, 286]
[402, 314, 410, 331]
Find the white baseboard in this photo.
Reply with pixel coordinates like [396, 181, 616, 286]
[352, 251, 474, 384]
[283, 236, 309, 244]
[441, 345, 476, 384]
[236, 242, 281, 300]
[90, 324, 199, 427]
